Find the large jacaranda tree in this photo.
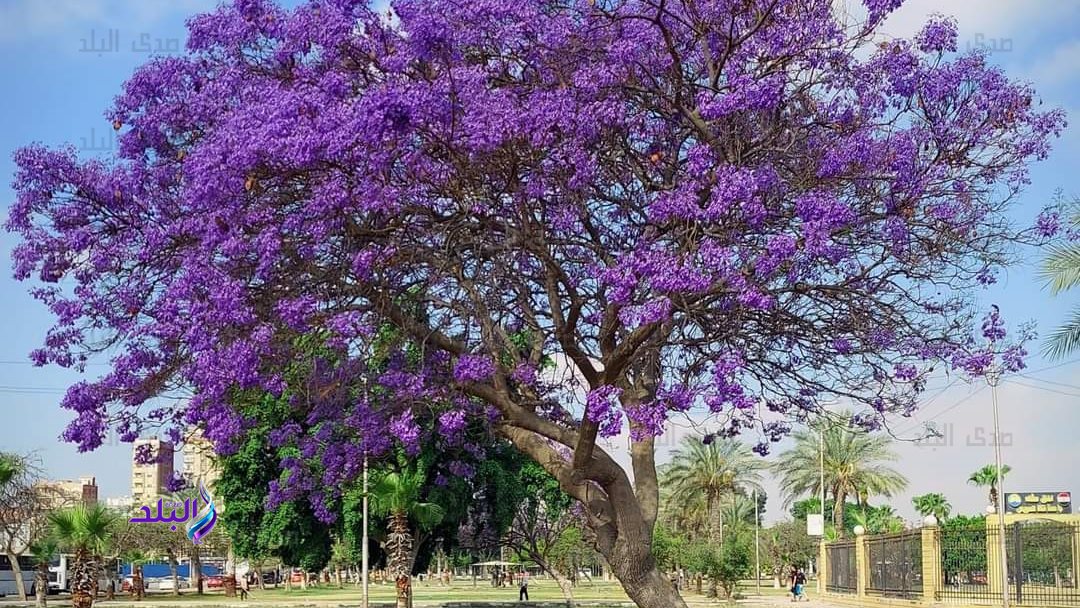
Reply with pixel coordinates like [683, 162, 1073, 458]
[6, 0, 1067, 605]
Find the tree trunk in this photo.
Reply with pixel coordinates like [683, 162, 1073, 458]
[553, 570, 576, 606]
[9, 551, 27, 601]
[191, 545, 203, 595]
[71, 548, 94, 608]
[833, 487, 847, 535]
[498, 420, 688, 608]
[224, 545, 237, 597]
[387, 512, 413, 608]
[613, 561, 685, 608]
[167, 553, 180, 597]
[35, 561, 48, 608]
[105, 558, 115, 600]
[132, 564, 144, 600]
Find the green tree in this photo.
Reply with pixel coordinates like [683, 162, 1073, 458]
[370, 469, 446, 608]
[504, 460, 579, 602]
[912, 493, 952, 521]
[683, 533, 753, 599]
[762, 521, 815, 586]
[1040, 199, 1080, 359]
[48, 505, 118, 608]
[26, 536, 59, 608]
[968, 465, 1011, 508]
[661, 436, 764, 546]
[851, 505, 904, 534]
[651, 522, 687, 573]
[775, 414, 907, 535]
[0, 453, 19, 487]
[940, 515, 987, 585]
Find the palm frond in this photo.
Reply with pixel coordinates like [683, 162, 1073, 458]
[1039, 244, 1080, 295]
[1042, 309, 1080, 360]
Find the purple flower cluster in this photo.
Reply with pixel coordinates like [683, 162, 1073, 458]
[585, 385, 624, 438]
[453, 355, 496, 383]
[3, 0, 1065, 531]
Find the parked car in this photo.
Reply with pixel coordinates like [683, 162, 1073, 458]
[204, 575, 225, 589]
[290, 571, 305, 584]
[153, 577, 190, 591]
[261, 571, 280, 585]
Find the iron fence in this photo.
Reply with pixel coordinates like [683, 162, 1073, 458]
[939, 520, 1080, 605]
[826, 540, 857, 594]
[866, 530, 922, 599]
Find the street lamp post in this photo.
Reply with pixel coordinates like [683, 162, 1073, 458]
[818, 425, 825, 594]
[754, 488, 761, 596]
[362, 453, 369, 608]
[987, 366, 1009, 608]
[361, 377, 370, 608]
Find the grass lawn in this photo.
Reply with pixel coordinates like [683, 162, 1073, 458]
[105, 578, 633, 604]
[92, 578, 811, 606]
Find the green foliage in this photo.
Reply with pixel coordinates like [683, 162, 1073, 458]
[940, 515, 987, 580]
[763, 521, 816, 576]
[912, 493, 952, 521]
[546, 526, 597, 577]
[651, 522, 687, 571]
[660, 436, 764, 543]
[775, 413, 907, 533]
[1040, 199, 1080, 358]
[370, 470, 446, 529]
[48, 504, 118, 556]
[683, 533, 753, 599]
[850, 505, 905, 534]
[0, 453, 21, 487]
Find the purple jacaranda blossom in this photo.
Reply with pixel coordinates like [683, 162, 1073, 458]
[453, 355, 496, 383]
[5, 2, 1066, 599]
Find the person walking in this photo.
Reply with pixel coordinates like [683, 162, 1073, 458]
[239, 572, 250, 600]
[518, 570, 530, 602]
[792, 568, 807, 602]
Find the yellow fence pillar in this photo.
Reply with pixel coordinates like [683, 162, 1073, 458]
[921, 521, 941, 602]
[818, 540, 827, 595]
[855, 529, 868, 597]
[987, 516, 1005, 596]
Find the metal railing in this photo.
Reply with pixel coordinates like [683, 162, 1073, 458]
[826, 540, 857, 594]
[866, 530, 922, 599]
[939, 520, 1080, 605]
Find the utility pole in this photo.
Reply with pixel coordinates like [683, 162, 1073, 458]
[362, 377, 370, 608]
[987, 365, 1009, 608]
[754, 488, 761, 596]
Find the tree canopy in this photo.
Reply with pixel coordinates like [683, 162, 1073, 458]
[7, 1, 1064, 605]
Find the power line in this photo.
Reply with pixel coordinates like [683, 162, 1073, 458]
[1006, 379, 1080, 399]
[1014, 374, 1080, 393]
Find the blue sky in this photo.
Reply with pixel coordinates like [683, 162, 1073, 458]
[0, 0, 1078, 524]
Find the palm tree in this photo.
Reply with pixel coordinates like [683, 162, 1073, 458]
[774, 413, 907, 535]
[968, 465, 1011, 508]
[0, 453, 20, 487]
[912, 493, 952, 521]
[26, 536, 59, 608]
[48, 504, 118, 608]
[120, 549, 151, 601]
[370, 470, 445, 608]
[660, 436, 764, 546]
[717, 493, 759, 536]
[1040, 201, 1080, 359]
